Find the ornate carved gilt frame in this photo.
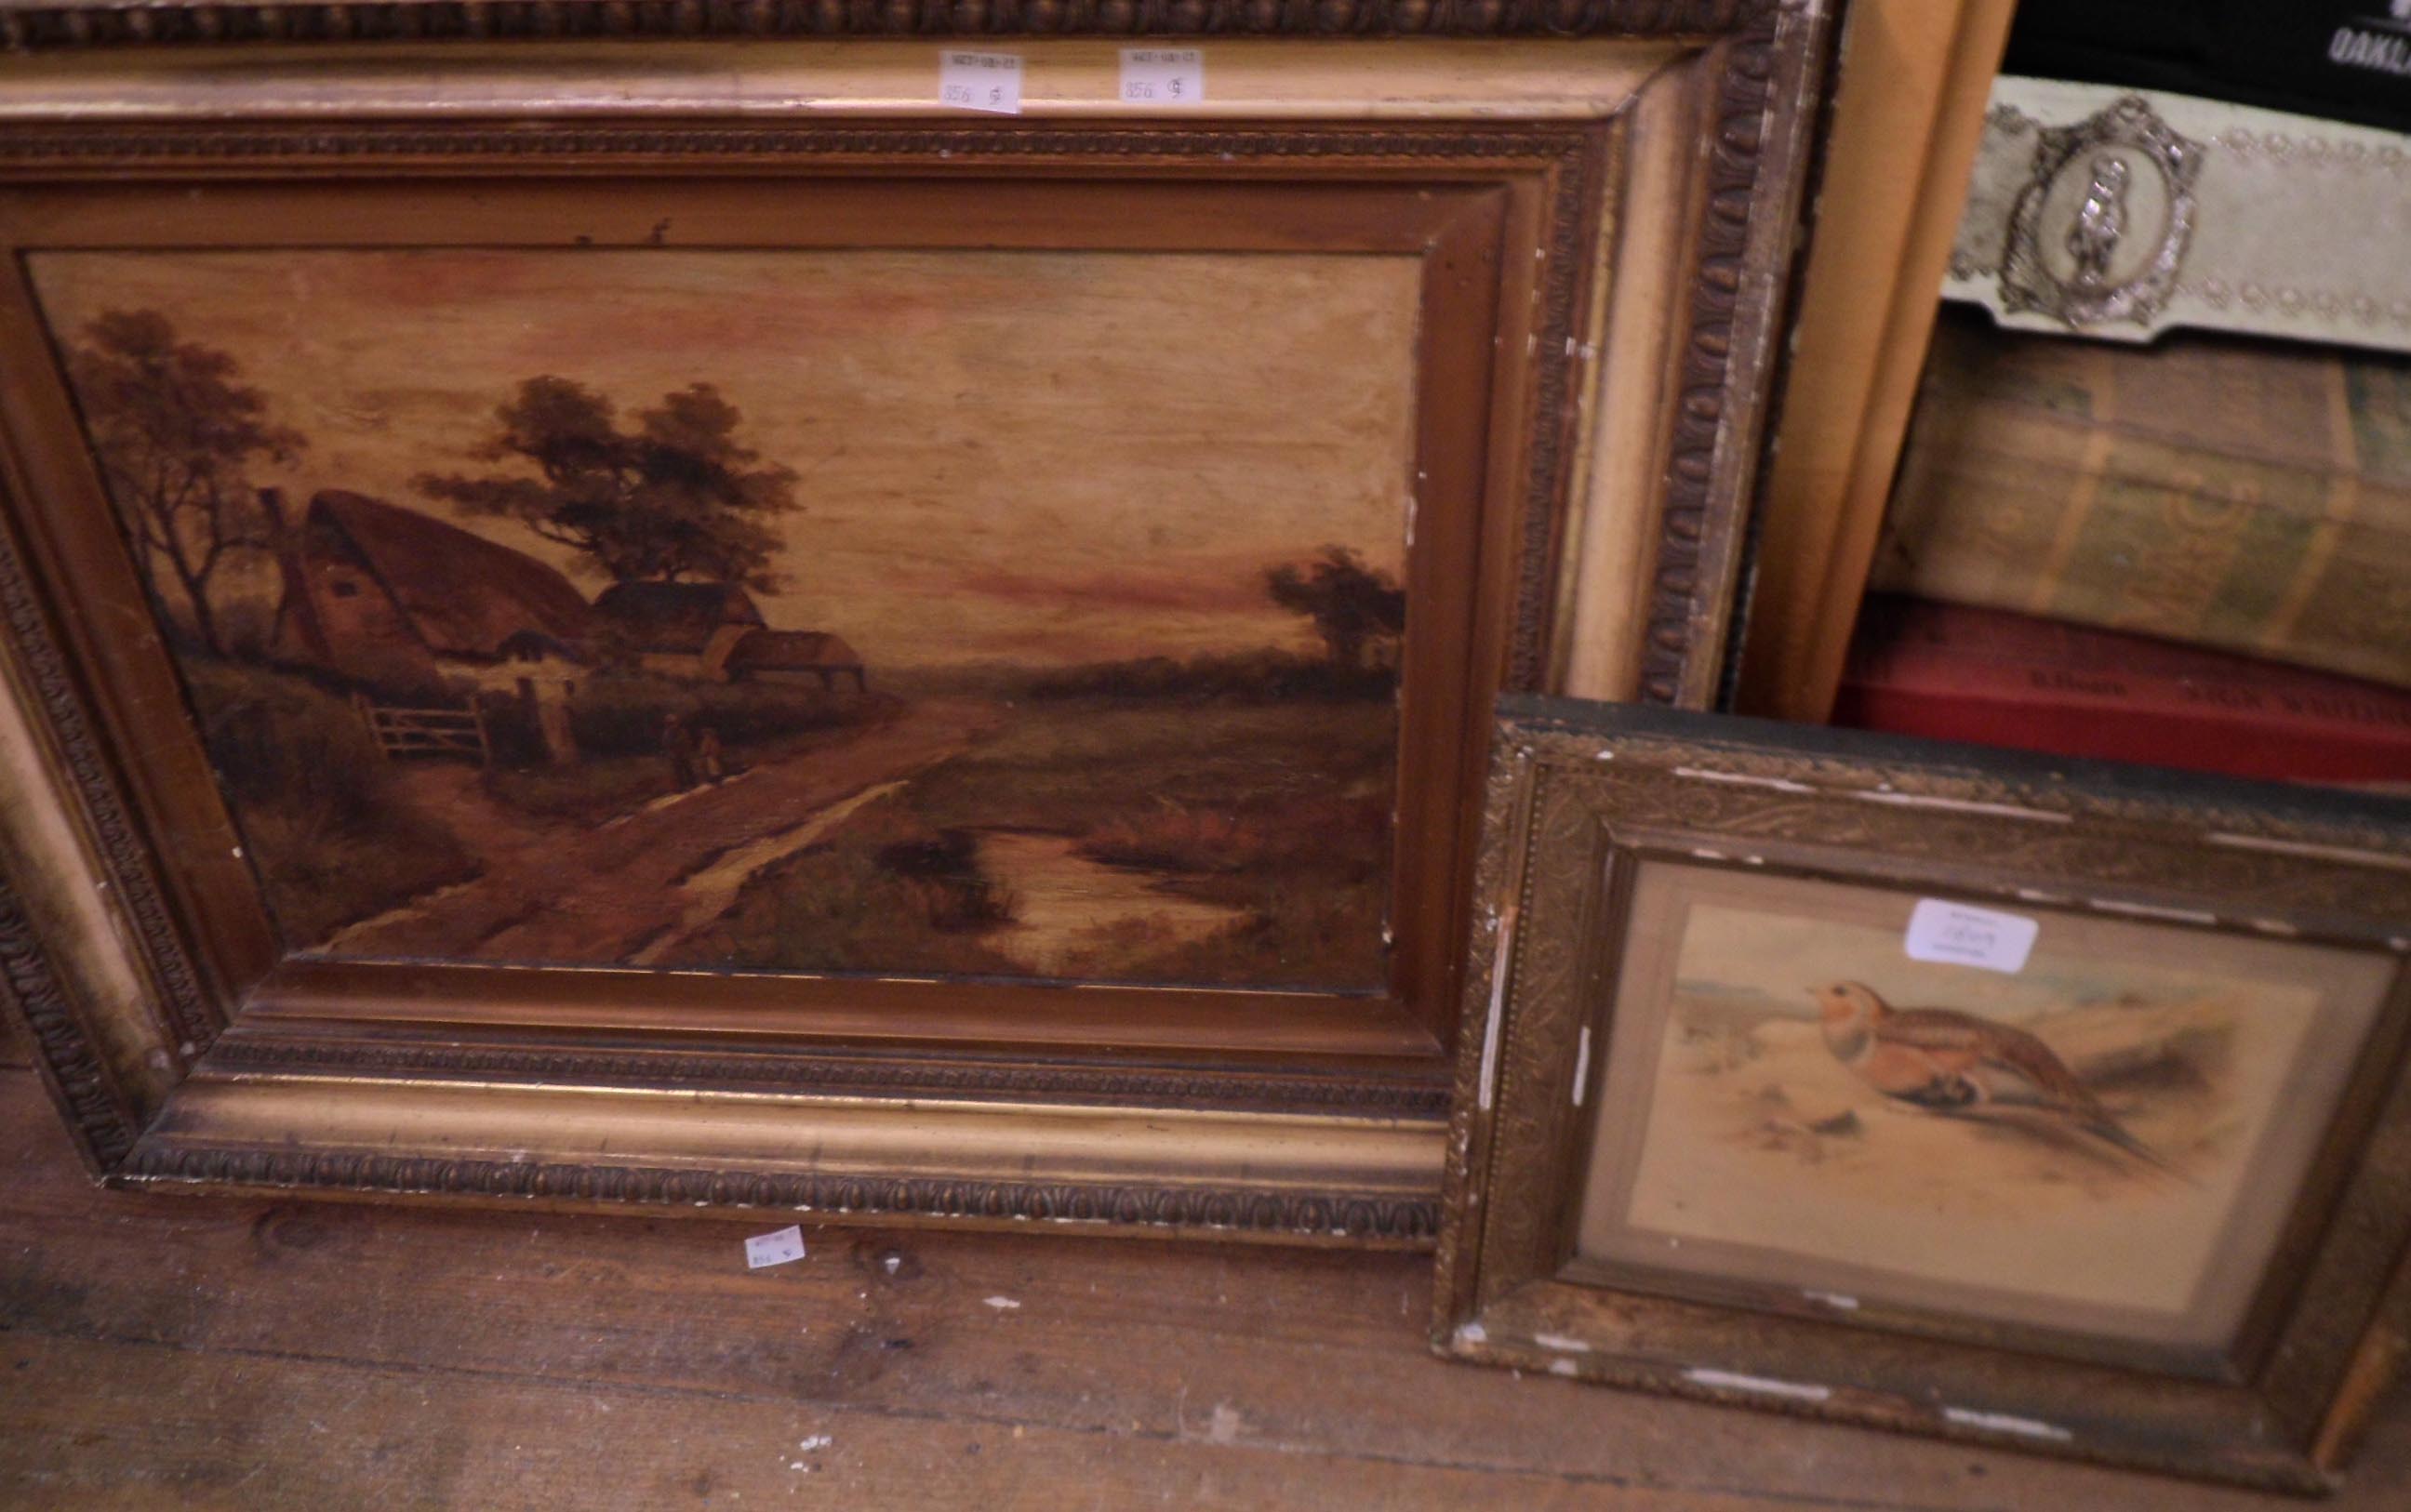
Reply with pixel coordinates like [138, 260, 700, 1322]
[1436, 698, 2411, 1489]
[0, 7, 1832, 1243]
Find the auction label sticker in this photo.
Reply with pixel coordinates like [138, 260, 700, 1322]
[1904, 899, 2038, 975]
[941, 51, 1024, 115]
[745, 1225, 807, 1269]
[1120, 48, 1205, 105]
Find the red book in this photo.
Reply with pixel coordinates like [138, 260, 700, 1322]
[1834, 596, 2411, 787]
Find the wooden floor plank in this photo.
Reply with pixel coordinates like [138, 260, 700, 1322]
[0, 1332, 1836, 1512]
[3, 1063, 2408, 1509]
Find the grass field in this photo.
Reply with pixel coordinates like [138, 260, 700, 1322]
[178, 656, 895, 944]
[667, 696, 1398, 989]
[179, 658, 479, 946]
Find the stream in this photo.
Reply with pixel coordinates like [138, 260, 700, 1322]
[976, 830, 1250, 976]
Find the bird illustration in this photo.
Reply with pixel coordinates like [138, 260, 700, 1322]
[1809, 980, 2188, 1180]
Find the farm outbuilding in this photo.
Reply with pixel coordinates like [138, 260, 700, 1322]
[266, 488, 594, 691]
[592, 580, 766, 680]
[724, 629, 868, 692]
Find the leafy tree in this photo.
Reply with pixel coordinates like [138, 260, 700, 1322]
[67, 310, 302, 657]
[418, 376, 800, 589]
[1265, 547, 1406, 670]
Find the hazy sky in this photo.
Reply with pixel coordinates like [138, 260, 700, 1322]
[31, 247, 1422, 668]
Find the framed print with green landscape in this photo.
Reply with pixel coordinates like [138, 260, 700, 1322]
[1435, 698, 2411, 1490]
[0, 11, 1833, 1240]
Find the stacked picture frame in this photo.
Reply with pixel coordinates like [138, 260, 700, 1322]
[0, 4, 1833, 1243]
[11, 4, 2411, 1492]
[1438, 699, 2411, 1491]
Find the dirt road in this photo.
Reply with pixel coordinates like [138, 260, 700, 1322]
[320, 697, 1003, 965]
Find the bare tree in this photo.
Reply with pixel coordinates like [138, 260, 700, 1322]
[67, 310, 303, 657]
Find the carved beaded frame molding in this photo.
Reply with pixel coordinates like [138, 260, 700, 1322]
[0, 8, 1833, 1243]
[1433, 698, 2411, 1490]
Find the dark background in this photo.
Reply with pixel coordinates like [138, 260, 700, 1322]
[2006, 1, 2411, 133]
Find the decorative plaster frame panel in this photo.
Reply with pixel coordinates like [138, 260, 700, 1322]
[0, 14, 1832, 1241]
[1436, 697, 2411, 1490]
[1997, 94, 2203, 333]
[1950, 76, 2411, 353]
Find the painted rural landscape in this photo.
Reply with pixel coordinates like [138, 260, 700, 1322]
[33, 248, 1422, 992]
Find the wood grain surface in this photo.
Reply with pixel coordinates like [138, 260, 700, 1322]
[2, 1041, 2405, 1510]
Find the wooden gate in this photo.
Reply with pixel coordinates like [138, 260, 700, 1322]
[351, 692, 490, 763]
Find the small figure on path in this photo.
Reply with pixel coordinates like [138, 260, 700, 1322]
[663, 711, 699, 789]
[696, 723, 726, 785]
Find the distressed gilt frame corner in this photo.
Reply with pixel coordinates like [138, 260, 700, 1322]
[0, 4, 1832, 1243]
[1435, 696, 2411, 1490]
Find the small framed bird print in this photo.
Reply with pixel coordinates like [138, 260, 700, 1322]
[1435, 696, 2411, 1493]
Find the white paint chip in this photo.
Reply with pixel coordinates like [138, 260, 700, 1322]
[2093, 898, 2218, 925]
[1853, 790, 2071, 823]
[1942, 1406, 2072, 1442]
[1672, 766, 1810, 793]
[1802, 1290, 1860, 1311]
[1476, 902, 1517, 1112]
[1532, 1332, 1592, 1353]
[1204, 1404, 1243, 1444]
[796, 1435, 833, 1452]
[2208, 830, 2411, 870]
[1549, 1359, 1579, 1376]
[1684, 1368, 1832, 1404]
[1904, 899, 2038, 975]
[940, 51, 1023, 114]
[983, 1295, 1022, 1310]
[743, 1225, 806, 1269]
[1120, 48, 1204, 105]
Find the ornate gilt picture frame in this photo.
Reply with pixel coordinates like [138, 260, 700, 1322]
[1436, 697, 2411, 1489]
[0, 7, 1832, 1242]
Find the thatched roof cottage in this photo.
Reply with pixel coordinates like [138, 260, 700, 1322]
[267, 489, 593, 691]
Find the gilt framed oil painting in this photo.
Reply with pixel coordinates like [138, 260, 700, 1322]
[33, 246, 1415, 992]
[0, 12, 1833, 1242]
[1436, 699, 2411, 1491]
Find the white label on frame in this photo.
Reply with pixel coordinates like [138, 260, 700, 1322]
[744, 1225, 807, 1269]
[1120, 48, 1205, 105]
[940, 52, 1024, 115]
[1904, 899, 2039, 975]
